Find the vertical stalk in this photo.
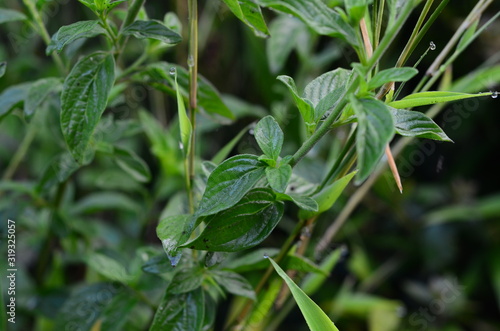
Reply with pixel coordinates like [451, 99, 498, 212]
[188, 0, 198, 188]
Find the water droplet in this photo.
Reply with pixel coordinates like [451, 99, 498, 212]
[179, 142, 184, 150]
[429, 41, 436, 51]
[263, 253, 269, 259]
[169, 67, 176, 76]
[187, 55, 194, 68]
[249, 129, 254, 135]
[492, 91, 498, 99]
[89, 57, 94, 61]
[162, 239, 182, 266]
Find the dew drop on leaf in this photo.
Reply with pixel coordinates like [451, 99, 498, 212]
[429, 41, 436, 51]
[187, 55, 194, 68]
[263, 253, 269, 259]
[169, 67, 176, 76]
[492, 91, 498, 99]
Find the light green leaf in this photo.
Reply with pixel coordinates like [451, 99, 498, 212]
[389, 107, 452, 142]
[61, 52, 115, 163]
[150, 288, 204, 331]
[267, 15, 308, 73]
[367, 67, 418, 90]
[211, 270, 256, 300]
[222, 0, 270, 38]
[0, 8, 27, 24]
[451, 65, 500, 93]
[164, 12, 182, 35]
[24, 77, 62, 121]
[122, 20, 182, 44]
[71, 192, 141, 215]
[157, 214, 198, 266]
[256, 0, 357, 46]
[299, 171, 356, 219]
[196, 154, 266, 216]
[0, 82, 32, 121]
[0, 62, 6, 78]
[276, 192, 318, 211]
[388, 91, 490, 109]
[168, 267, 204, 294]
[113, 146, 152, 182]
[303, 68, 351, 122]
[173, 70, 192, 157]
[255, 115, 284, 160]
[345, 0, 372, 24]
[86, 252, 133, 283]
[183, 188, 284, 252]
[351, 97, 394, 184]
[277, 75, 315, 132]
[267, 257, 340, 331]
[266, 164, 292, 193]
[46, 20, 106, 54]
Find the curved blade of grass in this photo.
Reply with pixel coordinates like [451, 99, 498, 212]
[266, 257, 339, 331]
[388, 91, 491, 109]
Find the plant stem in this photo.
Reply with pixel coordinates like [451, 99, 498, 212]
[22, 0, 65, 74]
[188, 0, 198, 186]
[2, 122, 37, 181]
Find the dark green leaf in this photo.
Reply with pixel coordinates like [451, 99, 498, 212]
[54, 283, 123, 330]
[46, 20, 106, 54]
[183, 188, 284, 252]
[267, 16, 309, 73]
[113, 146, 152, 182]
[0, 82, 32, 121]
[390, 107, 452, 142]
[122, 20, 182, 44]
[368, 67, 418, 90]
[211, 270, 256, 300]
[86, 252, 133, 283]
[222, 0, 270, 38]
[0, 8, 27, 24]
[196, 154, 266, 216]
[277, 75, 315, 132]
[157, 215, 198, 266]
[266, 164, 292, 193]
[168, 267, 204, 294]
[142, 254, 175, 274]
[150, 288, 205, 331]
[61, 52, 115, 163]
[255, 115, 284, 160]
[299, 171, 356, 219]
[276, 192, 318, 211]
[24, 77, 62, 121]
[256, 0, 357, 46]
[105, 0, 127, 13]
[100, 291, 138, 331]
[36, 152, 81, 193]
[351, 97, 394, 183]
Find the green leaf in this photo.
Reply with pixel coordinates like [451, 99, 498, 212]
[173, 70, 192, 157]
[277, 75, 315, 131]
[224, 248, 280, 272]
[451, 65, 500, 93]
[222, 0, 270, 38]
[266, 164, 292, 193]
[267, 257, 340, 331]
[168, 267, 204, 294]
[351, 97, 395, 184]
[46, 20, 106, 54]
[256, 0, 357, 46]
[211, 270, 256, 300]
[196, 154, 266, 216]
[164, 12, 182, 35]
[302, 247, 344, 294]
[122, 20, 182, 44]
[145, 62, 234, 119]
[367, 67, 418, 90]
[24, 77, 62, 121]
[255, 115, 284, 160]
[267, 16, 308, 73]
[71, 192, 141, 214]
[303, 68, 351, 122]
[276, 192, 318, 211]
[86, 252, 133, 283]
[0, 8, 27, 24]
[211, 125, 250, 164]
[150, 288, 204, 331]
[61, 51, 115, 163]
[388, 91, 490, 109]
[183, 188, 284, 252]
[457, 19, 479, 52]
[113, 146, 152, 182]
[157, 215, 198, 266]
[389, 107, 452, 142]
[345, 0, 372, 24]
[0, 62, 6, 78]
[36, 152, 81, 193]
[299, 171, 356, 219]
[0, 82, 32, 121]
[99, 291, 138, 331]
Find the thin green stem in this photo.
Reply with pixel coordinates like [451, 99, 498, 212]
[188, 0, 199, 188]
[22, 0, 65, 74]
[373, 0, 385, 50]
[2, 122, 37, 181]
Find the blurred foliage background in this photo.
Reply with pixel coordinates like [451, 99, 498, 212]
[1, 0, 500, 330]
